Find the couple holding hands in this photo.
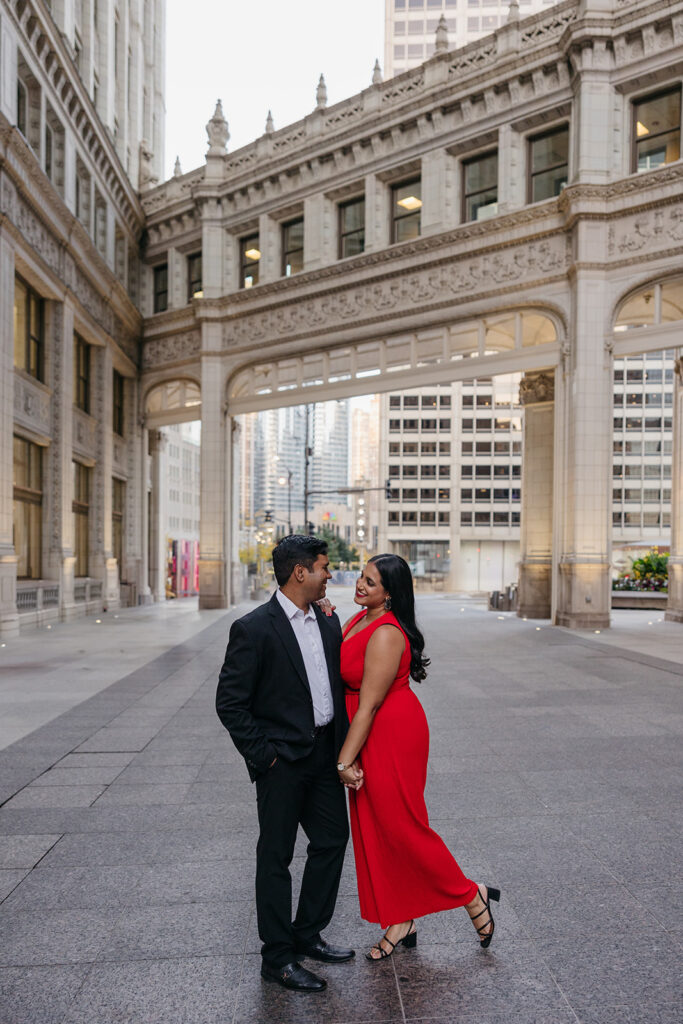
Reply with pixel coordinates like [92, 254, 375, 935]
[216, 534, 499, 993]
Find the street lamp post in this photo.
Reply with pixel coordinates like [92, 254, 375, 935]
[277, 469, 293, 535]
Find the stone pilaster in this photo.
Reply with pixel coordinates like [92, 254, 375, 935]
[518, 371, 555, 618]
[570, 37, 614, 185]
[200, 199, 223, 299]
[0, 227, 18, 636]
[148, 428, 167, 602]
[554, 266, 612, 629]
[44, 300, 76, 618]
[259, 212, 281, 284]
[665, 357, 683, 623]
[91, 344, 118, 608]
[199, 338, 228, 608]
[364, 173, 389, 253]
[421, 148, 456, 236]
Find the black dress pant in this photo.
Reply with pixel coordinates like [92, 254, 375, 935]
[255, 727, 349, 968]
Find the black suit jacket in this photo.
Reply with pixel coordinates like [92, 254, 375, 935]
[215, 592, 349, 781]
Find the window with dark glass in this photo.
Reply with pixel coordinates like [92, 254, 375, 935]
[439, 442, 451, 455]
[422, 395, 437, 409]
[240, 234, 261, 288]
[403, 490, 418, 502]
[187, 252, 202, 300]
[153, 263, 168, 312]
[391, 179, 422, 243]
[112, 477, 125, 576]
[13, 276, 44, 381]
[404, 395, 419, 407]
[528, 125, 569, 202]
[282, 218, 304, 276]
[73, 333, 90, 413]
[421, 441, 437, 455]
[390, 396, 401, 409]
[438, 488, 450, 501]
[439, 511, 450, 525]
[461, 511, 472, 525]
[403, 441, 418, 454]
[402, 511, 417, 524]
[462, 150, 498, 222]
[633, 87, 681, 173]
[421, 488, 436, 501]
[388, 510, 400, 524]
[13, 436, 42, 579]
[339, 197, 365, 258]
[113, 370, 125, 436]
[72, 461, 91, 577]
[439, 395, 451, 409]
[421, 511, 436, 524]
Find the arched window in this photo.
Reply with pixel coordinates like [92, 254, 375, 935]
[615, 277, 683, 331]
[145, 379, 201, 425]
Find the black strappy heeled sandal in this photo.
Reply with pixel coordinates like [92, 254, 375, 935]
[469, 885, 500, 949]
[365, 919, 417, 961]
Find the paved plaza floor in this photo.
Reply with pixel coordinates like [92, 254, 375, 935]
[0, 591, 682, 1024]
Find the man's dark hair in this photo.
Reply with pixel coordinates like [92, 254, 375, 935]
[272, 534, 328, 586]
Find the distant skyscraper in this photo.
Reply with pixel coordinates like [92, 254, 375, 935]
[384, 0, 561, 79]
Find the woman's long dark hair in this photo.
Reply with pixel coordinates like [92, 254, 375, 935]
[369, 554, 430, 683]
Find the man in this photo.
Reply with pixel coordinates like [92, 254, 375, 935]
[216, 534, 354, 993]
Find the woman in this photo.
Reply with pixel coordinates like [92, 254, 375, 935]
[336, 554, 500, 959]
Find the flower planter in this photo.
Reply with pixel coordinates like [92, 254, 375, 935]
[611, 591, 668, 610]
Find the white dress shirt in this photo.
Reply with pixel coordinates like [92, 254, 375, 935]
[276, 589, 334, 727]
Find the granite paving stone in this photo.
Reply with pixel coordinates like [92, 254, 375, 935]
[0, 906, 122, 966]
[0, 965, 91, 1024]
[1, 595, 682, 1024]
[0, 833, 61, 868]
[59, 955, 243, 1024]
[0, 867, 29, 901]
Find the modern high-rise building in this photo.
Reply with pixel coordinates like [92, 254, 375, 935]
[384, 0, 561, 78]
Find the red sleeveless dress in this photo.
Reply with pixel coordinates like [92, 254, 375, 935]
[341, 610, 478, 927]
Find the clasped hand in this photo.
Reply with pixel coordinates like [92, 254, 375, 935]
[338, 762, 364, 791]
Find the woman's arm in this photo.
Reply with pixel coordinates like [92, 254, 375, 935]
[337, 624, 405, 786]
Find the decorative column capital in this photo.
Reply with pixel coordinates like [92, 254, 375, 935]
[674, 357, 683, 385]
[148, 429, 168, 454]
[519, 371, 555, 406]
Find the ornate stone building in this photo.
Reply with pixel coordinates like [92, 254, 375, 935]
[2, 0, 683, 634]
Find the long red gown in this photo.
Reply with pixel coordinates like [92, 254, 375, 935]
[341, 609, 478, 927]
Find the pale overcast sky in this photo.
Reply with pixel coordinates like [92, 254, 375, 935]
[164, 0, 385, 180]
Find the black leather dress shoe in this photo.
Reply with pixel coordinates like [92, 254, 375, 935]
[294, 938, 355, 963]
[260, 961, 326, 992]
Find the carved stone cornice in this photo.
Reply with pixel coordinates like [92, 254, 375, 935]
[519, 371, 555, 405]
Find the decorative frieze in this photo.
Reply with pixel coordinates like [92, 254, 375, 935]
[72, 407, 97, 459]
[607, 202, 683, 258]
[13, 372, 51, 439]
[142, 331, 202, 370]
[219, 235, 568, 351]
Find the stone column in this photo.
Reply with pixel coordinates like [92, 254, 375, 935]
[44, 300, 76, 618]
[665, 357, 683, 623]
[138, 422, 153, 604]
[554, 268, 613, 629]
[199, 336, 229, 608]
[0, 227, 18, 636]
[148, 428, 167, 602]
[517, 371, 555, 618]
[90, 344, 118, 608]
[200, 199, 223, 299]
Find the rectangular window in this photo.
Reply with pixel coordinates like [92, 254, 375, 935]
[389, 465, 401, 478]
[402, 511, 418, 524]
[13, 436, 42, 579]
[421, 419, 437, 432]
[403, 442, 418, 454]
[388, 510, 400, 524]
[112, 477, 125, 576]
[438, 511, 450, 525]
[422, 395, 437, 409]
[13, 276, 44, 381]
[187, 252, 203, 300]
[153, 264, 168, 312]
[529, 125, 569, 203]
[282, 218, 304, 276]
[403, 488, 418, 502]
[73, 333, 90, 413]
[404, 395, 419, 407]
[475, 511, 491, 525]
[240, 234, 261, 288]
[421, 465, 436, 478]
[461, 511, 472, 525]
[462, 150, 498, 222]
[391, 179, 422, 243]
[113, 370, 125, 436]
[439, 442, 451, 455]
[403, 465, 418, 478]
[493, 511, 509, 525]
[475, 488, 491, 501]
[421, 488, 436, 501]
[390, 396, 401, 409]
[339, 197, 365, 258]
[633, 87, 681, 173]
[420, 511, 436, 525]
[461, 465, 473, 478]
[439, 465, 450, 479]
[72, 461, 91, 577]
[438, 488, 450, 502]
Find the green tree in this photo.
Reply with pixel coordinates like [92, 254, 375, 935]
[318, 527, 358, 567]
